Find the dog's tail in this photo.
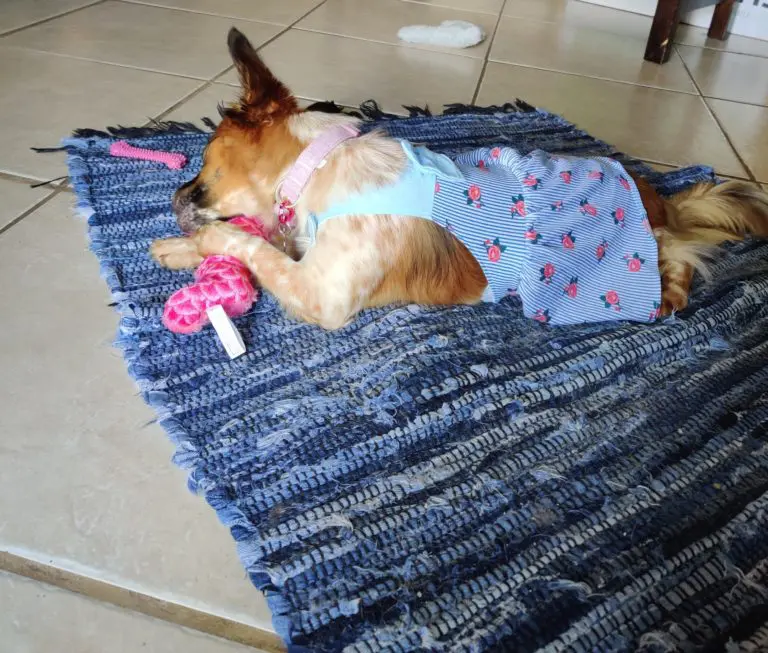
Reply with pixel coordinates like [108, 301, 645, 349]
[657, 180, 768, 312]
[664, 180, 768, 271]
[666, 180, 768, 248]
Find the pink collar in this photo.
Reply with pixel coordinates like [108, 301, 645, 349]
[274, 123, 359, 226]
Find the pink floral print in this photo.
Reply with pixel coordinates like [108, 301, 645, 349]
[484, 237, 507, 262]
[510, 194, 527, 217]
[588, 170, 605, 182]
[523, 174, 542, 190]
[619, 175, 631, 191]
[533, 308, 551, 324]
[596, 239, 608, 262]
[601, 290, 621, 311]
[579, 198, 598, 217]
[563, 277, 578, 298]
[624, 252, 645, 272]
[524, 227, 542, 243]
[464, 184, 483, 208]
[540, 262, 556, 285]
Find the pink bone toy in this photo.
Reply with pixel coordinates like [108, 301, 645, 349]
[109, 140, 188, 170]
[162, 215, 271, 334]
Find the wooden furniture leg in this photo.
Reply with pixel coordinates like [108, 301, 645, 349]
[708, 0, 736, 40]
[644, 0, 682, 64]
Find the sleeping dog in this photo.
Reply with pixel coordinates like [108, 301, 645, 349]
[152, 29, 768, 329]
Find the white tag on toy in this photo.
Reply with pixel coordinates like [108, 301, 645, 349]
[206, 305, 246, 359]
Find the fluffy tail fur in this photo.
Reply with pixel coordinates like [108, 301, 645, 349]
[668, 180, 768, 245]
[658, 180, 768, 313]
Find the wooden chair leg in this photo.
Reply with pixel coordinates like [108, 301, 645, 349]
[708, 0, 736, 40]
[644, 0, 683, 64]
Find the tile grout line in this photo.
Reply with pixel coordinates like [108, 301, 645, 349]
[398, 0, 499, 16]
[677, 40, 768, 61]
[484, 58, 700, 95]
[115, 0, 313, 25]
[0, 0, 107, 38]
[286, 26, 487, 61]
[150, 0, 332, 125]
[481, 8, 768, 62]
[0, 2, 329, 86]
[471, 0, 509, 105]
[0, 170, 55, 186]
[0, 551, 285, 652]
[120, 0, 506, 31]
[0, 189, 64, 238]
[700, 95, 768, 110]
[673, 45, 759, 183]
[146, 76, 231, 128]
[468, 2, 703, 105]
[0, 44, 223, 83]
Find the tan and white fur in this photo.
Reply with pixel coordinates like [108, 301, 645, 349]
[152, 29, 768, 330]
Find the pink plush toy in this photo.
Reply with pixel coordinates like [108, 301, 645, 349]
[162, 215, 270, 334]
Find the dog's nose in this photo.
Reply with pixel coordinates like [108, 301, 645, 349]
[172, 185, 198, 233]
[172, 185, 190, 217]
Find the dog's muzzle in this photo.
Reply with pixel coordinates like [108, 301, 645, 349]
[172, 181, 215, 233]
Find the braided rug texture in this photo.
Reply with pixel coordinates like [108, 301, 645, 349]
[65, 106, 768, 653]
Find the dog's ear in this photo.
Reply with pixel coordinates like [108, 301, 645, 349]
[227, 27, 295, 117]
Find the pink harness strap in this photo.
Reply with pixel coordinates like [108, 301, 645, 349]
[109, 140, 188, 170]
[275, 123, 359, 210]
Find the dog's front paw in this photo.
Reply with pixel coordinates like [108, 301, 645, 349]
[192, 221, 252, 258]
[150, 237, 204, 269]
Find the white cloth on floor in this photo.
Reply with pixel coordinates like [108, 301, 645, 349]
[397, 20, 486, 49]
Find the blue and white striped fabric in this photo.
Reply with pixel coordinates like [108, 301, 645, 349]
[313, 142, 661, 326]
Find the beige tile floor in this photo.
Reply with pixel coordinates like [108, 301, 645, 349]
[1, 0, 767, 650]
[1, 571, 257, 653]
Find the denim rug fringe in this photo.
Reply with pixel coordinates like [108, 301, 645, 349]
[63, 102, 768, 652]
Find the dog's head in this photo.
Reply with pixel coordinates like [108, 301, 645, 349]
[172, 28, 304, 233]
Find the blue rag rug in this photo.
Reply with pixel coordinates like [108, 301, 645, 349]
[63, 103, 768, 652]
